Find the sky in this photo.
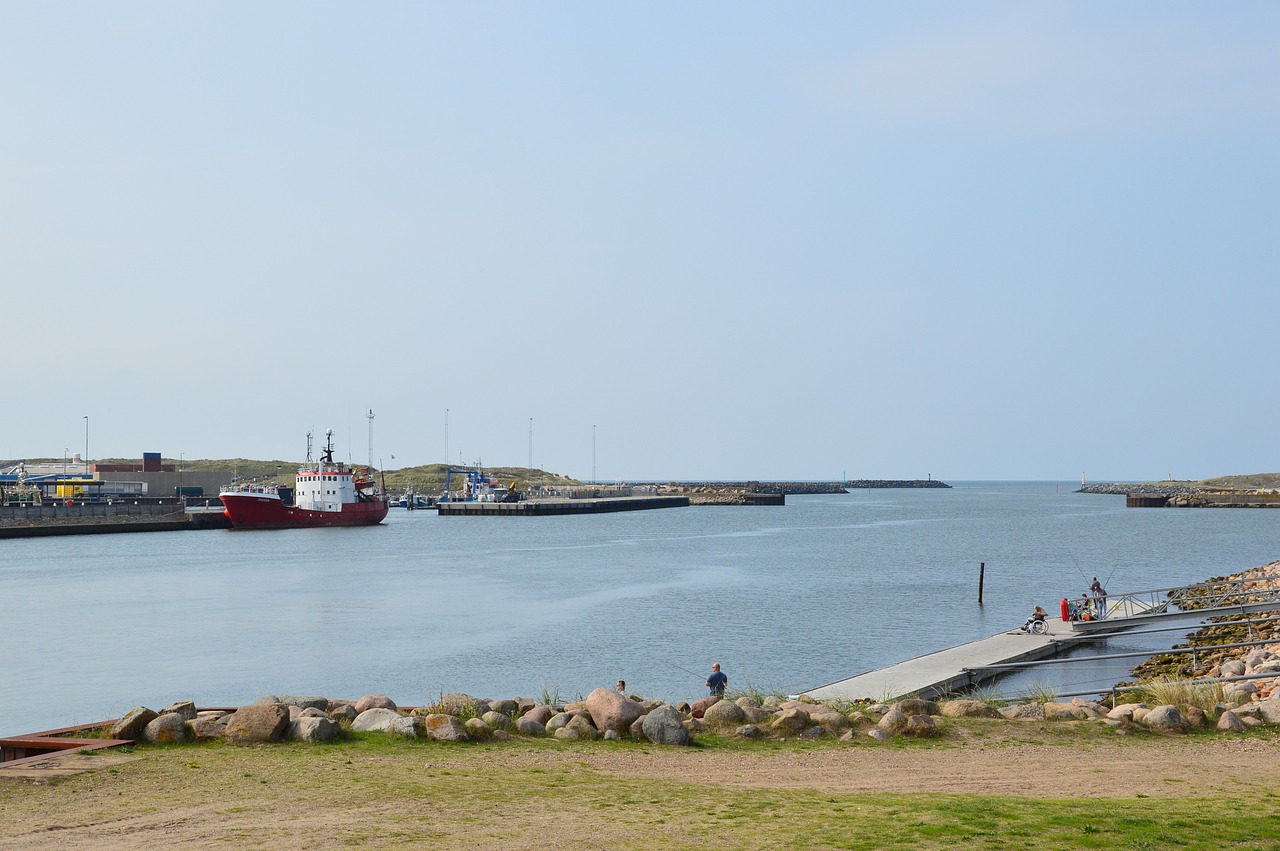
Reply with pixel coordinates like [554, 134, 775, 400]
[2, 2, 1276, 482]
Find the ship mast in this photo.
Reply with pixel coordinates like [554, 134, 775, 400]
[366, 409, 375, 470]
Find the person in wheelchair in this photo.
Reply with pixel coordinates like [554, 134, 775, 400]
[1022, 605, 1049, 633]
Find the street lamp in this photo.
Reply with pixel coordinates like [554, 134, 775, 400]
[592, 425, 596, 485]
[83, 416, 89, 472]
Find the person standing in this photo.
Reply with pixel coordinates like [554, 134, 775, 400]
[706, 662, 728, 697]
[1090, 577, 1108, 618]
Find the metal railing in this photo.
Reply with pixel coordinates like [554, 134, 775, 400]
[1079, 575, 1280, 627]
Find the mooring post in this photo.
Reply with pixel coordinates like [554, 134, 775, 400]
[978, 562, 985, 605]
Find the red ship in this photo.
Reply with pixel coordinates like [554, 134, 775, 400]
[220, 429, 389, 529]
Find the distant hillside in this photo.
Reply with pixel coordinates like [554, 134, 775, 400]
[1196, 473, 1280, 490]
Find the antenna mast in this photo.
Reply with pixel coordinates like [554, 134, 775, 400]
[367, 409, 375, 470]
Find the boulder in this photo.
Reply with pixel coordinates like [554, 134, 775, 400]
[546, 712, 574, 733]
[279, 695, 329, 711]
[1217, 710, 1247, 733]
[876, 707, 909, 734]
[252, 695, 282, 705]
[554, 726, 585, 740]
[488, 699, 519, 717]
[1000, 703, 1044, 721]
[391, 716, 426, 737]
[516, 716, 547, 736]
[351, 708, 402, 733]
[641, 705, 692, 746]
[226, 703, 290, 743]
[702, 700, 748, 726]
[191, 716, 228, 740]
[1221, 660, 1247, 677]
[564, 715, 598, 740]
[771, 708, 812, 736]
[1107, 703, 1147, 721]
[735, 696, 762, 710]
[328, 704, 358, 723]
[144, 713, 190, 744]
[435, 693, 484, 716]
[809, 710, 852, 733]
[355, 694, 397, 713]
[602, 729, 620, 741]
[743, 707, 776, 724]
[481, 711, 511, 729]
[1043, 702, 1087, 721]
[905, 715, 940, 738]
[1224, 684, 1257, 707]
[895, 698, 938, 716]
[160, 700, 197, 721]
[291, 716, 342, 742]
[690, 696, 720, 719]
[464, 718, 493, 740]
[1255, 698, 1280, 725]
[1185, 706, 1209, 728]
[110, 706, 158, 741]
[424, 713, 470, 742]
[1143, 705, 1185, 732]
[736, 724, 763, 739]
[522, 705, 558, 726]
[630, 715, 647, 738]
[866, 728, 891, 742]
[940, 700, 1001, 719]
[584, 688, 645, 733]
[684, 718, 704, 735]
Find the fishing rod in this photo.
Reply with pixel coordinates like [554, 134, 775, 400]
[662, 659, 704, 679]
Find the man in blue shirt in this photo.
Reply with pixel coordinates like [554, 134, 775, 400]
[706, 662, 728, 697]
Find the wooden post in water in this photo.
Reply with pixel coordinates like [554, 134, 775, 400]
[978, 562, 985, 606]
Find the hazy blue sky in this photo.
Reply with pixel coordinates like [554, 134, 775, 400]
[4, 2, 1276, 481]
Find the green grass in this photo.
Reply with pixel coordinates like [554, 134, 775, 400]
[4, 735, 1278, 849]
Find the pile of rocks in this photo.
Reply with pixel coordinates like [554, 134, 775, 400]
[105, 680, 1280, 750]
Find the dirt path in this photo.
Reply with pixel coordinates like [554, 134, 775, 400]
[2, 732, 1278, 849]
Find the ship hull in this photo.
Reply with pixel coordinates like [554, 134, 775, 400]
[220, 493, 389, 529]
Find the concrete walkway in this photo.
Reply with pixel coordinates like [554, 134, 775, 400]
[801, 619, 1084, 702]
[802, 600, 1162, 702]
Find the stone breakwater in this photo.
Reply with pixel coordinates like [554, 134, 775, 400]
[1081, 483, 1280, 507]
[661, 480, 949, 496]
[1079, 483, 1201, 496]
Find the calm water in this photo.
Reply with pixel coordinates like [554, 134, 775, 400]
[3, 482, 1276, 736]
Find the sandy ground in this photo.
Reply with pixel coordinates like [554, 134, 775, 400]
[2, 731, 1278, 850]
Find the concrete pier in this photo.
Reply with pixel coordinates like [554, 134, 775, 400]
[798, 612, 1161, 703]
[437, 495, 689, 516]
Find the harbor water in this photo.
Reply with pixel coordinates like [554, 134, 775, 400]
[3, 482, 1276, 736]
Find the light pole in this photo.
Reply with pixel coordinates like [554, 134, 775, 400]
[528, 417, 533, 469]
[83, 416, 89, 472]
[592, 425, 596, 485]
[179, 452, 184, 502]
[445, 408, 449, 467]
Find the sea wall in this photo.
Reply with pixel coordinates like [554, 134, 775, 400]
[662, 481, 948, 495]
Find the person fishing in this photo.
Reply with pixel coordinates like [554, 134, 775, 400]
[705, 662, 728, 697]
[1090, 576, 1108, 618]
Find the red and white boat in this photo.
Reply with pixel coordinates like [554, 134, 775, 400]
[220, 430, 389, 529]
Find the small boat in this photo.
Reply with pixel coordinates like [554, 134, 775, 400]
[220, 430, 389, 529]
